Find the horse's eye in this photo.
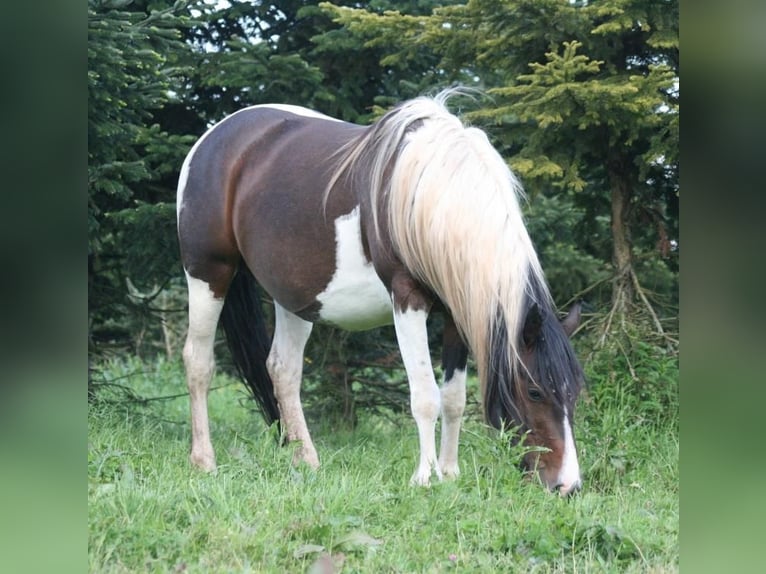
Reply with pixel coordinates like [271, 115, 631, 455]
[528, 387, 544, 402]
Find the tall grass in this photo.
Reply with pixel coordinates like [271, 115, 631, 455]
[89, 348, 678, 573]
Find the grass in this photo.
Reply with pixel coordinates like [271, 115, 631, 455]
[88, 356, 678, 573]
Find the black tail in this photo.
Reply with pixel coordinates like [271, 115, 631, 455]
[220, 264, 280, 425]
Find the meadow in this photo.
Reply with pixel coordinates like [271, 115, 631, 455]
[88, 349, 678, 573]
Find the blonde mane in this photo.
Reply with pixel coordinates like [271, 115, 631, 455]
[328, 91, 552, 402]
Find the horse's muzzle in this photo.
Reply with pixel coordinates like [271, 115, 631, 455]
[553, 479, 582, 497]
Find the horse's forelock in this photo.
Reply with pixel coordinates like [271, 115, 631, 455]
[486, 293, 583, 429]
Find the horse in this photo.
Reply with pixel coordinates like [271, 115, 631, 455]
[176, 90, 585, 495]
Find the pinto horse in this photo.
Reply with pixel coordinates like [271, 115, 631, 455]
[177, 91, 585, 494]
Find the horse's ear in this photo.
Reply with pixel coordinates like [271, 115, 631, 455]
[522, 303, 543, 348]
[561, 303, 581, 337]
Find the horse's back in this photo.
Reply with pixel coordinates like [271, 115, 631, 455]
[177, 105, 367, 313]
[177, 105, 358, 232]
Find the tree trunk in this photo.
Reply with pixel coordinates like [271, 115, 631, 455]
[609, 158, 634, 318]
[601, 154, 671, 345]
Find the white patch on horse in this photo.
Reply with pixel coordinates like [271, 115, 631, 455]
[557, 409, 581, 495]
[393, 307, 442, 486]
[176, 129, 212, 225]
[177, 156, 191, 224]
[182, 273, 225, 472]
[316, 207, 393, 330]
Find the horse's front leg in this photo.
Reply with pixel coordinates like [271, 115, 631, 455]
[438, 314, 468, 478]
[392, 283, 441, 486]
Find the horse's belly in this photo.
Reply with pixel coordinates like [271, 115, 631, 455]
[316, 208, 393, 331]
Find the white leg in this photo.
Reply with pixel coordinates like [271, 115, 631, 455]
[267, 303, 318, 468]
[182, 274, 224, 472]
[394, 307, 441, 486]
[439, 367, 467, 478]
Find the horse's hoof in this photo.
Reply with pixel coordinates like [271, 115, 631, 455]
[440, 464, 460, 479]
[410, 474, 431, 487]
[292, 448, 320, 470]
[190, 452, 217, 472]
[410, 465, 441, 487]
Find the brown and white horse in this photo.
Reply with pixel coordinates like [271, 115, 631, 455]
[177, 91, 585, 494]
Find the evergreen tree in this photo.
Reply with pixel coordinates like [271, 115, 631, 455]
[88, 0, 197, 348]
[327, 0, 679, 338]
[475, 1, 679, 334]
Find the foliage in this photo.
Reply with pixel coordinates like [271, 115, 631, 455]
[579, 330, 679, 495]
[87, 0, 195, 245]
[88, 0, 198, 348]
[522, 193, 611, 305]
[176, 0, 464, 123]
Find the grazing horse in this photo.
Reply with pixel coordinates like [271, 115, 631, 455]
[177, 91, 585, 494]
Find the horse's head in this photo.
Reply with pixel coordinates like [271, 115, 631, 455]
[517, 303, 584, 495]
[488, 302, 584, 496]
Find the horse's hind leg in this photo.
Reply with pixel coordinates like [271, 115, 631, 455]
[268, 303, 318, 468]
[182, 271, 228, 471]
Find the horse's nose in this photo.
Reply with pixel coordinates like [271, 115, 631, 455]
[554, 479, 582, 497]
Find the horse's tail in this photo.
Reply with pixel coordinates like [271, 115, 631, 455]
[220, 264, 280, 425]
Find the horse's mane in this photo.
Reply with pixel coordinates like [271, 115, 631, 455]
[327, 90, 553, 419]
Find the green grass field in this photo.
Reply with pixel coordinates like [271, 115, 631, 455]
[88, 356, 678, 573]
